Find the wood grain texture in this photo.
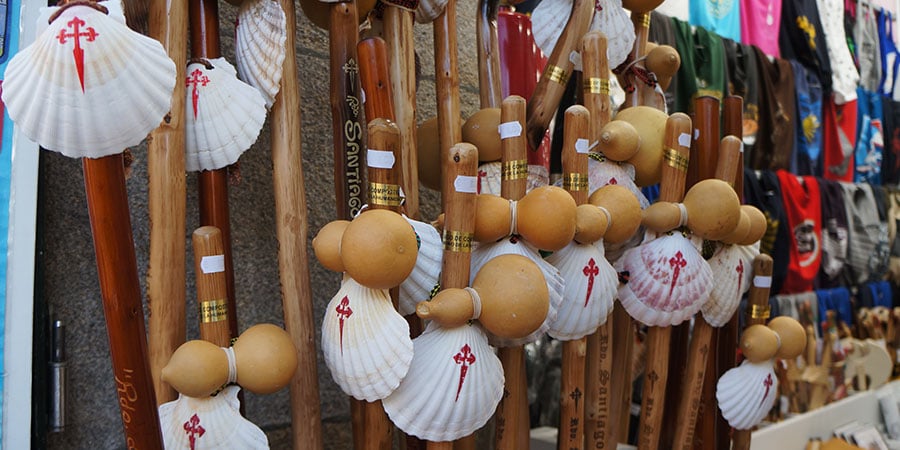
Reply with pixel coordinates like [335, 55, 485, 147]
[272, 0, 323, 447]
[434, 0, 463, 213]
[192, 226, 231, 347]
[83, 154, 163, 449]
[477, 0, 502, 108]
[358, 37, 396, 122]
[147, 0, 188, 406]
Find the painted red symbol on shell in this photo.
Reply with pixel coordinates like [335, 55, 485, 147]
[735, 259, 745, 299]
[453, 344, 476, 402]
[186, 69, 210, 119]
[668, 250, 688, 298]
[57, 16, 98, 93]
[477, 169, 487, 194]
[183, 413, 206, 450]
[761, 373, 774, 406]
[336, 296, 353, 355]
[609, 177, 618, 185]
[583, 258, 600, 307]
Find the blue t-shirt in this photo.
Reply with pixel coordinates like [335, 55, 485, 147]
[790, 60, 824, 176]
[690, 0, 742, 42]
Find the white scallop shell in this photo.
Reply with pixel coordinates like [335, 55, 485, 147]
[701, 243, 759, 327]
[588, 157, 650, 208]
[235, 0, 286, 107]
[716, 360, 778, 430]
[470, 236, 562, 346]
[530, 0, 570, 57]
[416, 0, 450, 23]
[545, 241, 617, 340]
[322, 276, 414, 401]
[616, 231, 713, 327]
[383, 321, 504, 441]
[399, 217, 443, 316]
[158, 386, 268, 449]
[477, 161, 549, 196]
[590, 0, 636, 69]
[184, 57, 266, 172]
[2, 3, 176, 158]
[37, 1, 127, 28]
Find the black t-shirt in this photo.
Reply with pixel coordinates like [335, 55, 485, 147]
[650, 10, 679, 113]
[816, 177, 849, 288]
[751, 47, 796, 171]
[723, 39, 762, 149]
[778, 0, 834, 96]
[881, 99, 900, 184]
[743, 168, 792, 295]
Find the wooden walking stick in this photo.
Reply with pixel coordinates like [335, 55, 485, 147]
[271, 0, 323, 447]
[147, 0, 188, 406]
[433, 0, 461, 214]
[189, 0, 239, 343]
[192, 226, 232, 347]
[477, 0, 502, 108]
[525, 0, 593, 151]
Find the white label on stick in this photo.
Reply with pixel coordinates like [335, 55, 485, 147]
[575, 138, 590, 154]
[201, 255, 225, 274]
[753, 275, 772, 288]
[367, 149, 395, 169]
[499, 121, 523, 139]
[679, 132, 691, 148]
[454, 175, 478, 193]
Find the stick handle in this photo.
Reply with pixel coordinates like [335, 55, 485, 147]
[440, 143, 479, 289]
[525, 0, 594, 150]
[83, 155, 163, 449]
[500, 96, 528, 201]
[272, 0, 323, 447]
[722, 96, 744, 201]
[192, 226, 232, 347]
[367, 120, 403, 212]
[581, 31, 611, 145]
[358, 37, 396, 122]
[435, 0, 463, 213]
[329, 2, 365, 219]
[687, 96, 720, 188]
[561, 105, 590, 205]
[623, 12, 651, 108]
[477, 0, 502, 108]
[147, 0, 188, 405]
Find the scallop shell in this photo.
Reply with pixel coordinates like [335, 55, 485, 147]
[37, 1, 128, 28]
[470, 236, 562, 346]
[590, 0, 636, 69]
[2, 3, 176, 158]
[383, 321, 504, 441]
[235, 0, 286, 107]
[716, 360, 778, 430]
[184, 57, 266, 172]
[322, 276, 413, 401]
[545, 241, 617, 340]
[477, 161, 549, 196]
[616, 231, 713, 327]
[530, 0, 570, 57]
[399, 217, 443, 316]
[701, 243, 759, 327]
[416, 0, 449, 23]
[588, 157, 650, 208]
[158, 386, 267, 449]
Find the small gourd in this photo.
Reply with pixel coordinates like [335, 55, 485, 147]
[767, 316, 806, 360]
[682, 179, 741, 241]
[597, 120, 640, 162]
[740, 325, 779, 363]
[473, 186, 577, 251]
[614, 106, 667, 187]
[341, 209, 418, 289]
[719, 209, 751, 245]
[462, 108, 502, 162]
[312, 220, 351, 272]
[645, 45, 680, 91]
[473, 195, 512, 243]
[621, 0, 664, 13]
[738, 205, 768, 246]
[585, 185, 642, 244]
[233, 324, 298, 395]
[161, 340, 229, 398]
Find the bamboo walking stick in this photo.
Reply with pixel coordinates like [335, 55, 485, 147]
[147, 0, 188, 405]
[635, 113, 692, 450]
[192, 226, 232, 347]
[559, 105, 591, 450]
[271, 0, 323, 447]
[525, 0, 593, 151]
[580, 30, 618, 450]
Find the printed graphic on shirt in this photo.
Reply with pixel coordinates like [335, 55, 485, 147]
[707, 0, 735, 18]
[796, 16, 817, 50]
[793, 219, 820, 267]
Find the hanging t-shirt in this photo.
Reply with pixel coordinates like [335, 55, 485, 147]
[880, 99, 900, 184]
[778, 0, 834, 95]
[815, 287, 853, 327]
[724, 39, 762, 148]
[656, 0, 689, 21]
[776, 171, 823, 294]
[886, 190, 900, 284]
[816, 177, 849, 288]
[856, 2, 883, 92]
[744, 168, 792, 295]
[790, 61, 825, 176]
[650, 11, 679, 114]
[841, 181, 890, 285]
[878, 8, 900, 97]
[673, 19, 727, 114]
[815, 0, 860, 103]
[741, 0, 782, 57]
[855, 87, 884, 184]
[822, 97, 857, 181]
[690, 0, 741, 42]
[750, 47, 796, 170]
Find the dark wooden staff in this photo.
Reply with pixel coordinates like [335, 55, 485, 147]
[271, 0, 323, 447]
[433, 0, 462, 214]
[358, 38, 396, 122]
[671, 136, 742, 450]
[192, 226, 232, 347]
[494, 95, 530, 450]
[580, 30, 618, 450]
[147, 0, 188, 405]
[189, 0, 239, 346]
[635, 113, 692, 450]
[83, 154, 163, 448]
[430, 143, 480, 450]
[525, 0, 593, 151]
[559, 105, 591, 450]
[477, 0, 502, 108]
[328, 0, 365, 220]
[732, 255, 774, 450]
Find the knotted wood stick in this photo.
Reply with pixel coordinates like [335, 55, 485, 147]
[271, 0, 323, 446]
[147, 0, 188, 406]
[477, 0, 502, 108]
[433, 0, 462, 213]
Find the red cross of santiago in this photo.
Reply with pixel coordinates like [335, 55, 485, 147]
[57, 16, 98, 93]
[186, 69, 210, 119]
[583, 258, 600, 307]
[453, 344, 476, 402]
[760, 373, 774, 406]
[735, 259, 745, 299]
[335, 296, 353, 355]
[183, 413, 205, 450]
[668, 250, 688, 298]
